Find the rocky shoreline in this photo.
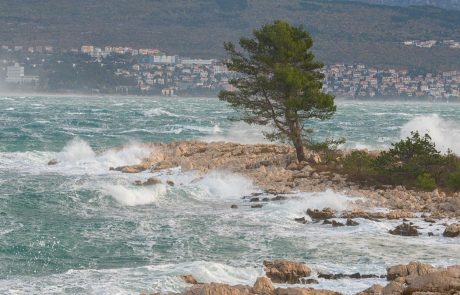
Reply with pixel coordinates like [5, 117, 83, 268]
[48, 141, 460, 294]
[142, 260, 460, 295]
[108, 141, 460, 218]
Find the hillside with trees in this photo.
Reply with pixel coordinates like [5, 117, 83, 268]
[1, 0, 460, 70]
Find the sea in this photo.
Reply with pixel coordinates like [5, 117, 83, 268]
[1, 95, 460, 294]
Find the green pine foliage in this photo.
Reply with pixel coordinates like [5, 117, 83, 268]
[219, 20, 336, 162]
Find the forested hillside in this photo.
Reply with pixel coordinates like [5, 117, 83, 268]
[1, 0, 460, 70]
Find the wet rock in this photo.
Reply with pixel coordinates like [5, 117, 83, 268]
[231, 205, 238, 209]
[167, 180, 175, 186]
[387, 262, 435, 281]
[262, 198, 270, 202]
[389, 223, 419, 236]
[263, 260, 311, 284]
[306, 208, 336, 220]
[253, 277, 274, 295]
[294, 217, 307, 224]
[318, 273, 379, 280]
[47, 159, 58, 165]
[428, 232, 434, 236]
[443, 223, 460, 237]
[135, 177, 162, 186]
[250, 198, 260, 202]
[424, 217, 436, 223]
[323, 219, 332, 225]
[271, 196, 287, 202]
[251, 204, 263, 209]
[331, 220, 344, 227]
[180, 275, 199, 284]
[112, 165, 147, 173]
[346, 218, 359, 226]
[301, 279, 319, 284]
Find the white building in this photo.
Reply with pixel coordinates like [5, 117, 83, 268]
[153, 55, 176, 64]
[5, 63, 39, 84]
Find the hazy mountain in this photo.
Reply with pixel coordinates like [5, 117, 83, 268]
[1, 0, 460, 70]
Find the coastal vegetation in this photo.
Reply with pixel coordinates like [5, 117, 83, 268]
[340, 131, 460, 192]
[219, 20, 336, 162]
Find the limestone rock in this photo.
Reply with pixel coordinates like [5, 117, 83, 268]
[356, 284, 384, 295]
[405, 265, 460, 293]
[253, 277, 274, 295]
[263, 260, 311, 284]
[382, 281, 404, 295]
[387, 262, 435, 281]
[443, 223, 460, 237]
[180, 275, 199, 284]
[275, 288, 340, 295]
[181, 283, 253, 295]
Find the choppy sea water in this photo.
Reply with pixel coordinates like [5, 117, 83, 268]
[1, 95, 460, 294]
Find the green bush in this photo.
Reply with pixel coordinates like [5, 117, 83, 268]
[342, 150, 374, 181]
[415, 173, 437, 191]
[447, 168, 460, 191]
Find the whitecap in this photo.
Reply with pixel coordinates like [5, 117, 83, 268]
[102, 184, 166, 206]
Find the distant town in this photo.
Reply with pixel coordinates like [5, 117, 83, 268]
[1, 44, 459, 100]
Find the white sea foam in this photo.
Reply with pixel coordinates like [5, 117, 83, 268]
[0, 139, 152, 175]
[144, 107, 179, 117]
[266, 190, 356, 220]
[103, 184, 166, 206]
[56, 138, 95, 162]
[191, 170, 256, 201]
[0, 262, 263, 295]
[400, 114, 460, 154]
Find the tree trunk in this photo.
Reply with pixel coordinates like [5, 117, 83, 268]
[290, 120, 306, 162]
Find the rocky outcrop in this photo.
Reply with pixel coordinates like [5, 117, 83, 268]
[181, 283, 253, 295]
[387, 262, 435, 281]
[404, 265, 460, 294]
[356, 284, 384, 295]
[307, 208, 336, 220]
[263, 260, 311, 284]
[443, 223, 460, 237]
[253, 277, 274, 295]
[107, 141, 460, 217]
[389, 223, 419, 236]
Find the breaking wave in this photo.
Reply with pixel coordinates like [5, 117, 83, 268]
[400, 114, 460, 154]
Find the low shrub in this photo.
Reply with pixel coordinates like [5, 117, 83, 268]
[342, 150, 374, 181]
[415, 173, 437, 191]
[447, 168, 460, 191]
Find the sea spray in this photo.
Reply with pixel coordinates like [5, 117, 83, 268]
[192, 170, 256, 201]
[103, 184, 167, 206]
[400, 114, 460, 154]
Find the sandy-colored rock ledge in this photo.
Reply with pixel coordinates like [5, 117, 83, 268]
[112, 141, 460, 218]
